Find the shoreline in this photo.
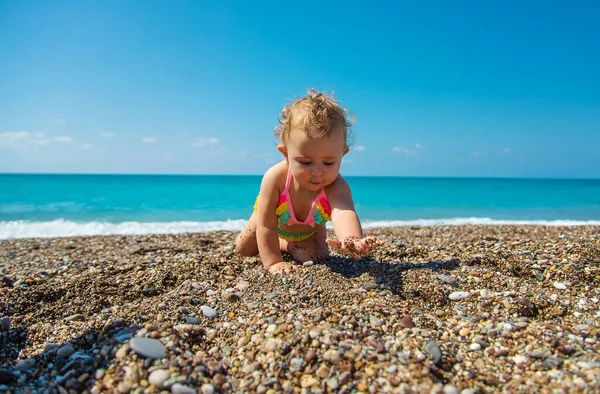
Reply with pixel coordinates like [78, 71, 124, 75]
[1, 225, 599, 393]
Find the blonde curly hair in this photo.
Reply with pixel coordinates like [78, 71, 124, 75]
[275, 89, 354, 148]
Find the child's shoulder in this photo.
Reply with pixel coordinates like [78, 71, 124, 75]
[325, 174, 351, 195]
[261, 161, 288, 187]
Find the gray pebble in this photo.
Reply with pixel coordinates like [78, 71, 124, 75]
[425, 339, 442, 364]
[57, 345, 75, 358]
[437, 274, 458, 287]
[200, 306, 217, 319]
[130, 338, 165, 359]
[64, 314, 85, 322]
[171, 383, 197, 394]
[0, 317, 10, 331]
[184, 316, 201, 325]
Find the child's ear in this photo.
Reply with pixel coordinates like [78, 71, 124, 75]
[278, 145, 288, 159]
[343, 146, 350, 156]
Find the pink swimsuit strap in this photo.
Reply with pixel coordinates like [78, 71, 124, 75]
[280, 169, 328, 227]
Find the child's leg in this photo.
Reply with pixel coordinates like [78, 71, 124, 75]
[234, 214, 259, 256]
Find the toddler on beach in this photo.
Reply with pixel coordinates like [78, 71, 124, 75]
[235, 89, 383, 274]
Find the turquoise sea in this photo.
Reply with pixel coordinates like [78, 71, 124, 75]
[1, 174, 600, 239]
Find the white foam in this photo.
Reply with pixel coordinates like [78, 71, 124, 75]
[0, 219, 249, 239]
[361, 217, 600, 228]
[1, 217, 599, 240]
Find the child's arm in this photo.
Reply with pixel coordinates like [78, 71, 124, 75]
[255, 167, 292, 273]
[326, 177, 383, 257]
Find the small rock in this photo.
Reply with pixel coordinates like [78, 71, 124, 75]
[236, 280, 250, 291]
[0, 317, 10, 331]
[171, 384, 197, 394]
[200, 306, 217, 319]
[44, 343, 60, 352]
[200, 384, 215, 394]
[184, 316, 201, 325]
[226, 293, 241, 302]
[327, 377, 339, 389]
[437, 274, 457, 287]
[15, 358, 35, 370]
[65, 314, 85, 322]
[553, 282, 567, 290]
[304, 349, 316, 363]
[323, 349, 340, 364]
[142, 287, 158, 297]
[425, 340, 442, 364]
[443, 384, 459, 394]
[369, 316, 382, 326]
[57, 345, 75, 358]
[449, 292, 470, 301]
[302, 260, 314, 266]
[148, 369, 170, 388]
[399, 315, 415, 328]
[130, 338, 165, 359]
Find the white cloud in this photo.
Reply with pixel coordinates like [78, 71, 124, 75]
[192, 137, 219, 147]
[353, 145, 366, 152]
[142, 137, 158, 143]
[100, 132, 116, 138]
[470, 151, 482, 157]
[0, 131, 49, 151]
[80, 143, 93, 150]
[54, 136, 73, 143]
[392, 146, 415, 155]
[415, 143, 426, 149]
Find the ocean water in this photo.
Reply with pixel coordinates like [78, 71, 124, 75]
[1, 174, 599, 239]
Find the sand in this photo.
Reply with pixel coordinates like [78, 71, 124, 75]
[1, 225, 599, 393]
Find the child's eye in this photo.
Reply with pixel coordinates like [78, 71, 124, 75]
[299, 161, 312, 166]
[324, 162, 335, 166]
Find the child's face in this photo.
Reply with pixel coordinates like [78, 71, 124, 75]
[279, 127, 349, 192]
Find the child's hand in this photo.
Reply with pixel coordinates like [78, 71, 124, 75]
[266, 261, 297, 275]
[326, 236, 384, 258]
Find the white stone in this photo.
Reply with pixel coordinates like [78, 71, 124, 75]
[553, 282, 567, 290]
[449, 292, 470, 301]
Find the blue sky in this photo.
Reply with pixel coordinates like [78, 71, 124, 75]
[0, 1, 598, 178]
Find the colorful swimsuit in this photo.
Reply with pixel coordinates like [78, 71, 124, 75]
[254, 169, 332, 242]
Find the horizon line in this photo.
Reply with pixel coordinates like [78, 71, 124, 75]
[1, 172, 599, 181]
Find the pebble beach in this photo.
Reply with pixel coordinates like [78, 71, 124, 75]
[1, 225, 599, 394]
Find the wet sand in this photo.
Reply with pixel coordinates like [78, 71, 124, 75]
[1, 225, 599, 393]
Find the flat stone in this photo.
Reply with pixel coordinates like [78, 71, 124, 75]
[57, 345, 75, 358]
[129, 338, 165, 359]
[184, 316, 201, 325]
[236, 280, 250, 291]
[399, 315, 415, 328]
[171, 383, 197, 394]
[369, 316, 382, 326]
[424, 339, 442, 364]
[65, 314, 85, 322]
[553, 282, 567, 290]
[142, 287, 158, 297]
[15, 358, 35, 370]
[226, 293, 241, 302]
[449, 292, 470, 301]
[437, 274, 457, 287]
[200, 306, 217, 319]
[0, 317, 10, 331]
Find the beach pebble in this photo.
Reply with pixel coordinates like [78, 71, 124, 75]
[425, 340, 442, 364]
[44, 343, 60, 352]
[57, 344, 75, 358]
[142, 287, 158, 297]
[16, 358, 35, 370]
[437, 274, 457, 287]
[200, 384, 215, 394]
[443, 385, 460, 394]
[553, 282, 567, 290]
[323, 349, 340, 364]
[449, 292, 470, 301]
[0, 317, 10, 331]
[130, 338, 165, 359]
[236, 280, 250, 291]
[399, 315, 415, 328]
[65, 314, 85, 322]
[226, 293, 241, 302]
[184, 316, 201, 325]
[200, 306, 217, 319]
[171, 383, 197, 394]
